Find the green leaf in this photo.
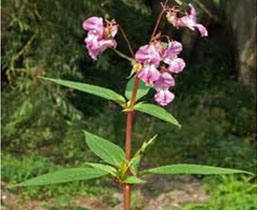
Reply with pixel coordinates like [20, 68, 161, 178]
[174, 0, 183, 5]
[134, 103, 181, 127]
[13, 167, 107, 187]
[129, 135, 158, 175]
[129, 156, 141, 176]
[84, 131, 125, 167]
[125, 76, 150, 101]
[142, 164, 254, 176]
[123, 176, 145, 184]
[85, 162, 117, 176]
[40, 77, 126, 105]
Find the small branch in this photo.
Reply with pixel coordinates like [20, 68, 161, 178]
[195, 0, 219, 22]
[113, 49, 134, 62]
[119, 25, 134, 56]
[150, 0, 170, 42]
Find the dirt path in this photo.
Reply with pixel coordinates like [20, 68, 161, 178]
[1, 176, 209, 210]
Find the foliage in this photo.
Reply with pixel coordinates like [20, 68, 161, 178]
[1, 153, 114, 199]
[1, 0, 256, 208]
[1, 0, 153, 155]
[183, 176, 257, 210]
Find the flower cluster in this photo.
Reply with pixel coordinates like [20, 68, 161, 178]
[82, 4, 208, 106]
[135, 40, 185, 106]
[83, 17, 118, 60]
[166, 4, 208, 37]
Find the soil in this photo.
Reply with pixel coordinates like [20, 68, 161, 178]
[1, 176, 209, 210]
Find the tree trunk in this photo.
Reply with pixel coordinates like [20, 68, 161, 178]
[221, 0, 256, 90]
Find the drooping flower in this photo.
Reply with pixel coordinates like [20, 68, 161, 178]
[167, 57, 186, 73]
[83, 17, 118, 60]
[154, 72, 175, 89]
[166, 4, 208, 37]
[135, 44, 161, 65]
[135, 39, 185, 106]
[138, 64, 161, 85]
[154, 89, 175, 106]
[162, 41, 183, 64]
[83, 17, 104, 37]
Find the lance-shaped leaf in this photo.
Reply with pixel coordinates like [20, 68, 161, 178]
[174, 0, 183, 5]
[125, 76, 150, 101]
[142, 164, 254, 176]
[13, 167, 108, 187]
[84, 131, 125, 167]
[85, 162, 117, 176]
[134, 103, 181, 127]
[40, 77, 126, 105]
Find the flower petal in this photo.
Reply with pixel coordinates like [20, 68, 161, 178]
[83, 16, 104, 37]
[138, 64, 161, 85]
[195, 24, 208, 37]
[135, 45, 161, 65]
[163, 41, 183, 63]
[167, 58, 186, 73]
[188, 3, 197, 22]
[154, 89, 175, 106]
[154, 72, 175, 89]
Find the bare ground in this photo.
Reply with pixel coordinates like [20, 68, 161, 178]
[1, 176, 209, 210]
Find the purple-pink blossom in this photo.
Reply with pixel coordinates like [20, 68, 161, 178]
[154, 72, 175, 89]
[154, 89, 175, 106]
[162, 41, 183, 64]
[138, 64, 161, 85]
[166, 4, 208, 37]
[83, 17, 118, 60]
[135, 44, 161, 65]
[135, 39, 185, 106]
[167, 58, 186, 73]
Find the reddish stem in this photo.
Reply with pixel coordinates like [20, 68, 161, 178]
[123, 2, 169, 209]
[123, 184, 131, 210]
[123, 74, 140, 210]
[150, 0, 169, 41]
[125, 112, 133, 160]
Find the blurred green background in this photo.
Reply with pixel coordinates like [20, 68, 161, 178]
[1, 0, 256, 209]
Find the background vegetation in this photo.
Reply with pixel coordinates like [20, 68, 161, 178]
[2, 0, 256, 209]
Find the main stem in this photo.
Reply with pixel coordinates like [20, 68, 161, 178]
[122, 2, 168, 208]
[123, 74, 140, 210]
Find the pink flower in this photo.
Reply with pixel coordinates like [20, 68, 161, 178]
[83, 17, 104, 37]
[162, 41, 183, 64]
[138, 64, 161, 85]
[154, 72, 175, 89]
[167, 58, 186, 73]
[84, 34, 117, 60]
[135, 44, 161, 65]
[194, 24, 208, 37]
[154, 89, 175, 106]
[84, 33, 101, 60]
[166, 4, 208, 37]
[83, 17, 118, 60]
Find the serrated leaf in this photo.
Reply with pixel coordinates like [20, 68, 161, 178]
[84, 131, 125, 167]
[134, 103, 181, 127]
[85, 162, 117, 176]
[142, 164, 254, 176]
[125, 76, 150, 101]
[123, 176, 145, 184]
[13, 167, 107, 187]
[40, 77, 126, 105]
